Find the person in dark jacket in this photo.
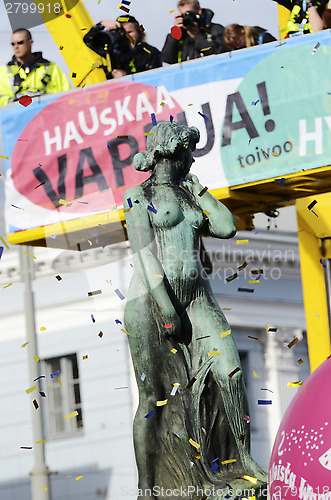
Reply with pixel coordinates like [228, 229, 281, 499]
[84, 15, 162, 79]
[162, 0, 226, 64]
[223, 24, 277, 51]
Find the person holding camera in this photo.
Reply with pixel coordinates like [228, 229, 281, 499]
[162, 0, 226, 64]
[84, 15, 162, 79]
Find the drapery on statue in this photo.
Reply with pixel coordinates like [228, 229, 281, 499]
[124, 122, 267, 499]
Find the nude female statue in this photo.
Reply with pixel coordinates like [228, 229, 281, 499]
[124, 122, 267, 499]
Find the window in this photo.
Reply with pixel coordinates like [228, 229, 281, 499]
[43, 354, 83, 439]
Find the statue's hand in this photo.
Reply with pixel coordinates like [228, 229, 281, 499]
[184, 173, 202, 196]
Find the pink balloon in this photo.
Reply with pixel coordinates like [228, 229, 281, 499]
[269, 357, 331, 499]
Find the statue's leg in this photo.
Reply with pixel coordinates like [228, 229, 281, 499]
[124, 295, 163, 498]
[186, 292, 268, 483]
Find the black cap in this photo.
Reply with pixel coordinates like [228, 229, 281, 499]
[116, 15, 139, 24]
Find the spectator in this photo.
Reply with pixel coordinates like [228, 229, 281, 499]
[162, 0, 226, 64]
[0, 28, 70, 106]
[84, 15, 162, 79]
[286, 0, 331, 35]
[223, 24, 277, 51]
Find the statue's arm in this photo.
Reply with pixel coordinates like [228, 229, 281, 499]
[185, 174, 236, 239]
[124, 188, 181, 326]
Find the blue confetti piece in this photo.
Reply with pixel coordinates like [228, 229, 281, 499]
[211, 457, 219, 463]
[127, 198, 133, 208]
[170, 115, 174, 123]
[147, 203, 157, 214]
[145, 410, 156, 418]
[115, 319, 122, 324]
[91, 314, 95, 323]
[134, 200, 140, 204]
[0, 247, 3, 260]
[210, 462, 219, 471]
[258, 399, 272, 405]
[151, 113, 157, 126]
[252, 99, 260, 105]
[226, 483, 232, 489]
[255, 231, 259, 235]
[176, 179, 187, 182]
[141, 372, 146, 381]
[107, 144, 111, 149]
[122, 0, 131, 4]
[50, 369, 60, 378]
[91, 233, 99, 244]
[256, 274, 262, 280]
[34, 375, 46, 381]
[198, 111, 208, 120]
[102, 238, 110, 249]
[320, 259, 326, 268]
[224, 496, 231, 499]
[311, 210, 318, 217]
[11, 204, 23, 210]
[275, 177, 286, 186]
[114, 288, 125, 300]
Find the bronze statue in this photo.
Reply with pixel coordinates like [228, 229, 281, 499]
[124, 122, 267, 499]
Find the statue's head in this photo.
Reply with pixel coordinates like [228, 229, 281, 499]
[133, 121, 200, 173]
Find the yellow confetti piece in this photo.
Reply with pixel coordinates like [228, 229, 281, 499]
[201, 47, 211, 51]
[144, 132, 154, 136]
[83, 355, 88, 360]
[189, 438, 200, 449]
[153, 274, 163, 278]
[208, 352, 221, 356]
[0, 237, 9, 249]
[49, 383, 51, 388]
[123, 208, 131, 213]
[272, 151, 280, 156]
[156, 399, 168, 406]
[26, 385, 37, 394]
[34, 355, 39, 362]
[21, 342, 29, 348]
[173, 382, 180, 386]
[171, 348, 177, 354]
[0, 155, 9, 160]
[188, 103, 193, 106]
[3, 283, 12, 288]
[41, 487, 47, 492]
[58, 376, 62, 387]
[222, 308, 231, 310]
[121, 328, 131, 335]
[126, 33, 135, 44]
[194, 452, 202, 459]
[65, 411, 78, 420]
[220, 329, 231, 338]
[76, 476, 83, 480]
[253, 370, 259, 378]
[287, 380, 302, 388]
[298, 358, 304, 364]
[23, 251, 36, 259]
[160, 102, 165, 107]
[203, 210, 211, 216]
[117, 16, 129, 21]
[143, 47, 151, 54]
[170, 9, 175, 12]
[248, 280, 260, 284]
[236, 239, 249, 244]
[260, 148, 269, 158]
[109, 205, 117, 210]
[242, 475, 257, 484]
[221, 459, 236, 464]
[36, 439, 47, 444]
[40, 327, 46, 331]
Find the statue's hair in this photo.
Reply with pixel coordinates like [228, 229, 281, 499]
[133, 121, 200, 172]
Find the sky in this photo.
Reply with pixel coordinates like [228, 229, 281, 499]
[0, 0, 280, 75]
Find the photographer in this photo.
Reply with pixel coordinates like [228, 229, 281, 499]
[223, 24, 276, 51]
[162, 0, 226, 64]
[83, 16, 162, 79]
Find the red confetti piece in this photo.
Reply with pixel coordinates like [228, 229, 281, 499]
[171, 26, 182, 40]
[163, 323, 174, 328]
[19, 95, 32, 107]
[66, 13, 71, 18]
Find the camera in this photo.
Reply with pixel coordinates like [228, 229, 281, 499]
[182, 10, 201, 29]
[83, 25, 132, 71]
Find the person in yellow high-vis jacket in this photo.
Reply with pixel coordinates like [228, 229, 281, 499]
[0, 28, 71, 106]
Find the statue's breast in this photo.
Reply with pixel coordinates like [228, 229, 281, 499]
[149, 197, 204, 231]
